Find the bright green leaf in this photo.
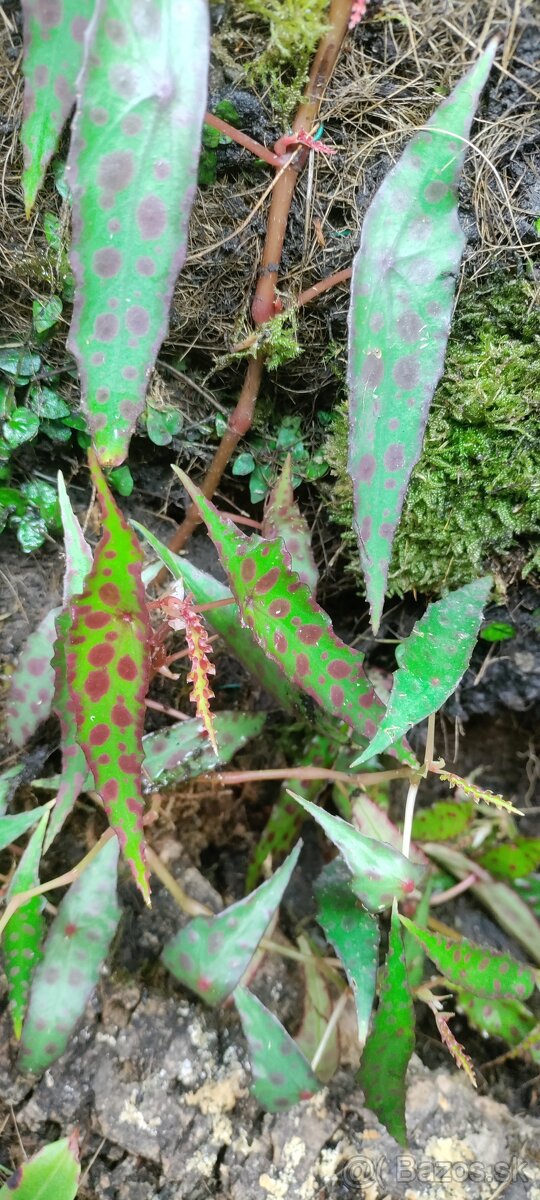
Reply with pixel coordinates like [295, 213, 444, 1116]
[412, 800, 475, 842]
[234, 986, 321, 1111]
[162, 843, 301, 1005]
[454, 987, 536, 1045]
[3, 408, 40, 447]
[16, 515, 48, 553]
[232, 452, 256, 476]
[480, 621, 515, 642]
[358, 907, 415, 1145]
[19, 837, 121, 1074]
[0, 1135, 80, 1200]
[3, 811, 49, 1038]
[146, 406, 182, 446]
[477, 840, 540, 882]
[315, 857, 379, 1044]
[108, 464, 134, 498]
[352, 577, 491, 765]
[399, 916, 536, 1000]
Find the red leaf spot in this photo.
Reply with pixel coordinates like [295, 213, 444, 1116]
[268, 598, 291, 619]
[111, 703, 134, 728]
[85, 670, 109, 702]
[88, 643, 115, 667]
[198, 977, 212, 992]
[119, 753, 139, 774]
[117, 654, 138, 681]
[241, 558, 256, 583]
[403, 879, 415, 894]
[330, 684, 345, 708]
[102, 779, 118, 802]
[298, 625, 321, 646]
[64, 923, 78, 937]
[28, 657, 48, 675]
[328, 660, 352, 680]
[85, 612, 110, 630]
[99, 582, 121, 605]
[89, 723, 109, 746]
[296, 653, 310, 677]
[299, 1090, 314, 1101]
[254, 567, 280, 595]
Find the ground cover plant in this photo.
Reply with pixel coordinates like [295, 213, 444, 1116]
[1, 0, 540, 1183]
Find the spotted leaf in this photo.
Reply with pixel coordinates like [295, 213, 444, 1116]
[352, 577, 491, 765]
[262, 455, 318, 592]
[5, 606, 61, 748]
[357, 907, 415, 1145]
[3, 811, 49, 1039]
[412, 799, 475, 843]
[132, 519, 310, 718]
[399, 916, 536, 1001]
[19, 835, 121, 1075]
[20, 0, 93, 215]
[0, 804, 52, 853]
[65, 449, 152, 901]
[245, 731, 336, 892]
[0, 1135, 80, 1200]
[289, 793, 424, 911]
[477, 841, 540, 882]
[234, 987, 321, 1111]
[454, 988, 536, 1047]
[173, 469, 418, 765]
[162, 843, 301, 1005]
[66, 0, 210, 466]
[141, 711, 266, 792]
[315, 857, 379, 1044]
[347, 40, 497, 630]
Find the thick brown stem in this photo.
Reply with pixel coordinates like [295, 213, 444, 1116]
[251, 0, 354, 324]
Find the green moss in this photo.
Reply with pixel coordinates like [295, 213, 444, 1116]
[238, 0, 330, 122]
[326, 277, 540, 597]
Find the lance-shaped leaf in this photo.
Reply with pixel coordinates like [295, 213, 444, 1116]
[173, 470, 418, 765]
[162, 843, 301, 1005]
[0, 766, 23, 815]
[315, 858, 379, 1044]
[295, 934, 339, 1082]
[3, 811, 49, 1039]
[352, 577, 491, 765]
[6, 606, 61, 748]
[0, 804, 52, 853]
[262, 456, 318, 592]
[234, 987, 321, 1111]
[20, 0, 93, 216]
[19, 836, 121, 1075]
[65, 450, 152, 901]
[47, 474, 94, 852]
[290, 793, 423, 911]
[0, 1134, 80, 1200]
[337, 787, 427, 866]
[132, 519, 310, 718]
[142, 711, 266, 791]
[399, 917, 536, 1001]
[358, 907, 415, 1145]
[453, 988, 536, 1046]
[477, 841, 540, 882]
[67, 0, 210, 466]
[347, 40, 498, 631]
[245, 731, 336, 892]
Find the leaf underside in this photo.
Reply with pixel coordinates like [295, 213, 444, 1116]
[347, 40, 497, 630]
[66, 0, 210, 465]
[234, 987, 321, 1111]
[357, 907, 415, 1145]
[315, 858, 379, 1044]
[65, 450, 152, 900]
[353, 576, 491, 765]
[20, 0, 93, 215]
[19, 836, 121, 1075]
[162, 843, 301, 1005]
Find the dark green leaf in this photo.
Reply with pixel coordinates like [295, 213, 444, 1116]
[146, 406, 182, 446]
[20, 479, 60, 526]
[43, 212, 63, 252]
[28, 386, 70, 419]
[32, 296, 63, 334]
[232, 452, 256, 476]
[455, 988, 536, 1045]
[3, 408, 40, 447]
[315, 858, 379, 1044]
[358, 907, 415, 1145]
[108, 464, 134, 498]
[0, 804, 52, 854]
[3, 811, 49, 1038]
[0, 350, 41, 380]
[234, 987, 321, 1111]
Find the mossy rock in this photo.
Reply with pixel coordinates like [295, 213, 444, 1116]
[326, 277, 540, 597]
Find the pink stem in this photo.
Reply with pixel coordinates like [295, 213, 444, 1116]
[204, 111, 284, 169]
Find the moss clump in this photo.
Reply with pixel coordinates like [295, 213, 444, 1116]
[326, 277, 540, 597]
[238, 0, 330, 122]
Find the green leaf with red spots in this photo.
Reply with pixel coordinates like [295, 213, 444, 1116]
[234, 986, 321, 1111]
[132, 519, 310, 718]
[65, 449, 152, 901]
[412, 799, 475, 843]
[162, 840, 301, 1008]
[141, 711, 266, 792]
[3, 811, 49, 1039]
[399, 916, 536, 1001]
[0, 1134, 80, 1200]
[357, 907, 415, 1145]
[6, 606, 61, 748]
[162, 843, 301, 1005]
[352, 577, 492, 766]
[0, 803, 53, 853]
[19, 835, 121, 1075]
[20, 0, 93, 216]
[172, 470, 418, 766]
[476, 841, 540, 882]
[454, 988, 536, 1046]
[262, 455, 318, 592]
[245, 731, 336, 892]
[66, 0, 210, 466]
[347, 40, 497, 631]
[295, 934, 339, 1083]
[314, 857, 379, 1045]
[289, 792, 424, 911]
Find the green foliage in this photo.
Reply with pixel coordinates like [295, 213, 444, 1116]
[230, 411, 328, 505]
[328, 278, 540, 596]
[315, 858, 379, 1044]
[0, 1135, 80, 1200]
[400, 917, 536, 1001]
[199, 99, 241, 186]
[3, 812, 49, 1038]
[240, 0, 329, 122]
[234, 986, 321, 1109]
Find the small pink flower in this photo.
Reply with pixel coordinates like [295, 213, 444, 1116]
[349, 0, 368, 30]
